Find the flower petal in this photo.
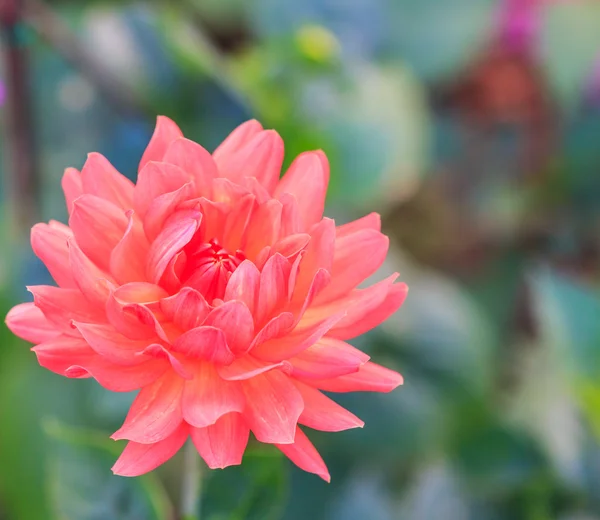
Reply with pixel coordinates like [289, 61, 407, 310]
[288, 337, 369, 380]
[172, 326, 234, 365]
[191, 412, 249, 469]
[203, 301, 254, 354]
[61, 167, 83, 214]
[160, 287, 211, 331]
[182, 362, 245, 428]
[5, 302, 60, 344]
[222, 194, 256, 252]
[112, 371, 184, 443]
[143, 182, 196, 241]
[217, 356, 291, 381]
[139, 116, 184, 171]
[80, 152, 134, 209]
[213, 120, 263, 163]
[242, 369, 303, 444]
[256, 254, 291, 326]
[74, 322, 149, 366]
[31, 223, 76, 288]
[299, 361, 403, 393]
[224, 260, 260, 315]
[135, 161, 191, 220]
[276, 427, 330, 482]
[69, 194, 128, 271]
[146, 216, 200, 284]
[315, 229, 389, 304]
[110, 211, 150, 284]
[293, 380, 363, 432]
[68, 239, 112, 308]
[163, 137, 217, 196]
[275, 151, 329, 231]
[336, 212, 381, 238]
[112, 423, 188, 477]
[242, 199, 282, 260]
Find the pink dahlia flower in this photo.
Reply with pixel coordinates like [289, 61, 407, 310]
[6, 117, 407, 481]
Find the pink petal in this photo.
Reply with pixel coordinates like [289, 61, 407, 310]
[299, 361, 403, 393]
[276, 427, 330, 482]
[134, 161, 191, 220]
[112, 371, 184, 443]
[271, 233, 310, 259]
[315, 229, 389, 304]
[160, 287, 210, 330]
[68, 239, 112, 308]
[203, 301, 255, 354]
[328, 281, 408, 340]
[293, 380, 363, 432]
[61, 167, 83, 214]
[256, 253, 291, 326]
[335, 213, 381, 238]
[182, 362, 245, 428]
[110, 211, 150, 284]
[69, 194, 128, 271]
[279, 193, 302, 237]
[191, 412, 249, 469]
[222, 194, 256, 252]
[242, 369, 303, 444]
[288, 337, 369, 379]
[213, 120, 263, 163]
[249, 312, 295, 350]
[251, 312, 345, 362]
[275, 151, 329, 231]
[217, 356, 291, 381]
[290, 268, 331, 323]
[140, 344, 192, 380]
[139, 116, 184, 172]
[143, 182, 196, 241]
[5, 302, 60, 344]
[28, 285, 105, 333]
[215, 130, 284, 193]
[74, 322, 149, 366]
[80, 152, 134, 209]
[290, 218, 335, 303]
[163, 137, 217, 196]
[146, 216, 200, 284]
[172, 326, 234, 365]
[112, 422, 188, 477]
[224, 260, 260, 315]
[31, 223, 76, 288]
[33, 335, 168, 391]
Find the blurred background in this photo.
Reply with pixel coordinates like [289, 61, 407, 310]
[2, 0, 600, 518]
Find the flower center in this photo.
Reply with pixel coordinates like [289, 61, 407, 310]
[182, 239, 245, 302]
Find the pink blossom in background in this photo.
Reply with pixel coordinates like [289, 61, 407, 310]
[5, 117, 407, 481]
[497, 0, 545, 54]
[0, 80, 5, 106]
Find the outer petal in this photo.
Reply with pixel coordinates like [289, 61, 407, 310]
[293, 380, 364, 432]
[29, 285, 106, 333]
[182, 362, 245, 428]
[315, 229, 389, 304]
[276, 427, 330, 482]
[242, 199, 282, 260]
[275, 151, 329, 231]
[61, 167, 83, 214]
[112, 423, 188, 477]
[139, 116, 184, 171]
[217, 356, 291, 381]
[143, 182, 196, 241]
[213, 120, 263, 163]
[5, 302, 60, 343]
[80, 152, 134, 209]
[172, 327, 234, 365]
[335, 213, 381, 238]
[288, 337, 369, 380]
[69, 194, 128, 271]
[191, 412, 249, 469]
[163, 137, 217, 196]
[256, 253, 291, 327]
[68, 239, 112, 308]
[299, 361, 403, 393]
[31, 223, 76, 288]
[112, 372, 184, 443]
[242, 369, 303, 444]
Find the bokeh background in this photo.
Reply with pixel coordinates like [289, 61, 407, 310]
[2, 0, 600, 518]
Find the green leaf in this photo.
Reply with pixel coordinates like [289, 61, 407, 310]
[43, 419, 173, 520]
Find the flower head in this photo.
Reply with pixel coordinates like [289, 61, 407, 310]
[6, 117, 407, 481]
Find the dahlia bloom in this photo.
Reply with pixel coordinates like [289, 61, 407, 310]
[6, 117, 407, 481]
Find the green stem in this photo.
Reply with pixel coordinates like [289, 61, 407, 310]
[180, 440, 202, 520]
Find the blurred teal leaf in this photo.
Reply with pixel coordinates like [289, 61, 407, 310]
[43, 419, 173, 520]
